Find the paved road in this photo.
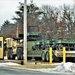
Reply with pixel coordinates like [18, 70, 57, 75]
[0, 66, 75, 75]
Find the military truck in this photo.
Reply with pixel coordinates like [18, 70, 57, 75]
[5, 37, 23, 60]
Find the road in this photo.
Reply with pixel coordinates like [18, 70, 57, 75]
[0, 66, 75, 75]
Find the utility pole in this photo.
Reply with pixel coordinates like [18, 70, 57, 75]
[24, 0, 27, 64]
[16, 22, 18, 38]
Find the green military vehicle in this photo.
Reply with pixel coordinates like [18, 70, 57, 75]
[27, 32, 53, 61]
[16, 36, 75, 61]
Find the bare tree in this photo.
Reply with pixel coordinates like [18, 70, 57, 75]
[40, 5, 59, 39]
[59, 4, 75, 38]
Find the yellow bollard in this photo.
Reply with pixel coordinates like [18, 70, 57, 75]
[63, 47, 66, 62]
[49, 47, 52, 64]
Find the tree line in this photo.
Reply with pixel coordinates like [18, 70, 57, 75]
[0, 1, 75, 39]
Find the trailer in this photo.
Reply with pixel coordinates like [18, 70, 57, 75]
[53, 38, 75, 61]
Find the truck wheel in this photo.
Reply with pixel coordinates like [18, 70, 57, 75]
[46, 52, 54, 62]
[45, 52, 49, 62]
[8, 48, 13, 59]
[41, 52, 46, 61]
[17, 48, 23, 60]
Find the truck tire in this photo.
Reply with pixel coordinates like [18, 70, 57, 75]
[46, 52, 54, 62]
[45, 52, 49, 62]
[41, 52, 46, 61]
[8, 48, 13, 59]
[17, 48, 23, 60]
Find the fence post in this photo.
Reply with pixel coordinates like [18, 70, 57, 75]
[49, 47, 52, 64]
[63, 47, 66, 62]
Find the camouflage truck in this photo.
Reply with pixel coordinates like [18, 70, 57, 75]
[52, 38, 75, 61]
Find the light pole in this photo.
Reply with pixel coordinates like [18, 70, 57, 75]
[24, 0, 27, 64]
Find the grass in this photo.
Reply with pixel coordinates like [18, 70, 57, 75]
[11, 63, 57, 69]
[20, 64, 57, 69]
[0, 59, 58, 69]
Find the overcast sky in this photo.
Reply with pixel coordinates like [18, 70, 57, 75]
[0, 0, 74, 26]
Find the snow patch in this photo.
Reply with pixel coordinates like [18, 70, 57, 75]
[35, 62, 75, 73]
[0, 62, 75, 74]
[0, 62, 20, 67]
